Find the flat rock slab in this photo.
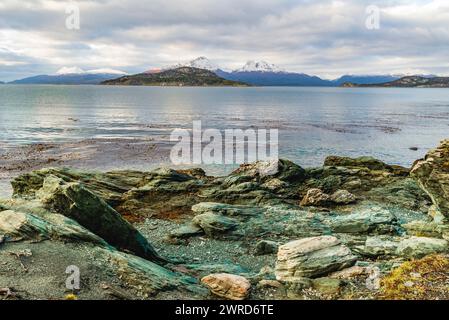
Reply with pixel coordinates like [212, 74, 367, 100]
[275, 236, 357, 280]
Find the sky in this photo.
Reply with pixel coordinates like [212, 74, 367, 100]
[1, 0, 449, 81]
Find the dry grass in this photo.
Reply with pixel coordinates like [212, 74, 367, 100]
[379, 254, 449, 300]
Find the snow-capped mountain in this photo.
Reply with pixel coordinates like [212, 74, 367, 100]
[233, 60, 284, 73]
[161, 57, 220, 72]
[187, 57, 220, 71]
[217, 60, 331, 86]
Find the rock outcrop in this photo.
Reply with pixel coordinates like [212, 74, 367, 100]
[2, 143, 449, 300]
[37, 176, 163, 263]
[411, 139, 449, 221]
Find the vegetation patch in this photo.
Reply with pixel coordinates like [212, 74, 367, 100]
[379, 254, 449, 300]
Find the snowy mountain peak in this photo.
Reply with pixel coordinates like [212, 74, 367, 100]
[189, 57, 220, 71]
[235, 60, 284, 73]
[162, 57, 220, 72]
[56, 66, 127, 75]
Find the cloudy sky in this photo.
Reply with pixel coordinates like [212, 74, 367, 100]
[1, 0, 449, 81]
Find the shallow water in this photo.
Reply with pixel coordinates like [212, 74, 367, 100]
[1, 85, 449, 168]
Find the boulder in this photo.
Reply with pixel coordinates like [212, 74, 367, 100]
[330, 190, 357, 205]
[37, 176, 163, 263]
[192, 213, 238, 237]
[11, 167, 145, 206]
[360, 236, 399, 257]
[255, 240, 279, 256]
[411, 139, 449, 220]
[396, 236, 449, 258]
[168, 223, 205, 239]
[201, 273, 251, 300]
[0, 209, 106, 246]
[231, 159, 306, 182]
[300, 188, 331, 207]
[275, 236, 357, 280]
[118, 167, 205, 219]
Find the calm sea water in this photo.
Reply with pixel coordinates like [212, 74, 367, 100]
[1, 85, 449, 168]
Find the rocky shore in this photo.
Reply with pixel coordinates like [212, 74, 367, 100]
[1, 140, 449, 300]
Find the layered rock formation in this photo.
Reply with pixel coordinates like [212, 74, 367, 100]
[411, 139, 449, 222]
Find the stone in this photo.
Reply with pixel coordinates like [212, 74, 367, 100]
[402, 220, 449, 239]
[0, 209, 106, 246]
[255, 240, 279, 256]
[411, 139, 449, 219]
[275, 236, 357, 280]
[342, 179, 362, 190]
[183, 264, 248, 278]
[329, 266, 367, 279]
[169, 223, 205, 239]
[37, 176, 163, 263]
[312, 277, 342, 295]
[324, 156, 407, 173]
[191, 202, 263, 217]
[201, 273, 251, 300]
[11, 167, 146, 206]
[192, 213, 238, 237]
[118, 167, 205, 219]
[257, 280, 284, 289]
[261, 178, 289, 191]
[232, 159, 306, 182]
[330, 190, 357, 205]
[360, 236, 399, 257]
[300, 188, 330, 207]
[329, 207, 396, 234]
[396, 236, 449, 258]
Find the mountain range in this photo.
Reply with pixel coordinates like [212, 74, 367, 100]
[3, 57, 441, 87]
[8, 67, 127, 85]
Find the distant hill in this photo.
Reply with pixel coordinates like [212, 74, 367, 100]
[332, 75, 400, 86]
[102, 67, 248, 86]
[10, 73, 125, 85]
[342, 76, 449, 88]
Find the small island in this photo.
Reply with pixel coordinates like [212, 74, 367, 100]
[101, 67, 249, 87]
[342, 76, 449, 88]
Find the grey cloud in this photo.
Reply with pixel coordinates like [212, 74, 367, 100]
[1, 0, 449, 81]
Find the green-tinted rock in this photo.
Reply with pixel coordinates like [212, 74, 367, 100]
[38, 176, 163, 263]
[396, 236, 449, 258]
[192, 213, 238, 237]
[329, 207, 396, 234]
